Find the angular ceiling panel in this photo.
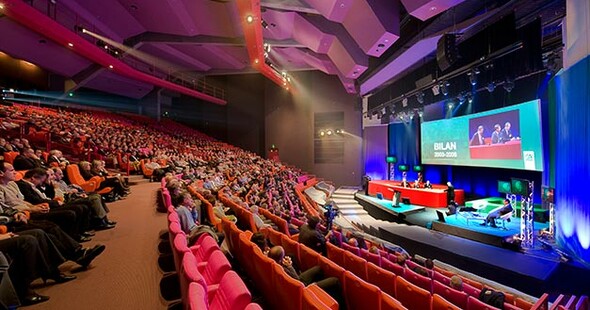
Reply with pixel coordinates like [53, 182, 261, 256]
[400, 0, 467, 21]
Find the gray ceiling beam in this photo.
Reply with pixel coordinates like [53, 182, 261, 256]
[125, 32, 306, 48]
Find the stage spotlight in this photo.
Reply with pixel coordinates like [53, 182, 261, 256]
[467, 93, 473, 104]
[416, 91, 424, 104]
[503, 78, 514, 93]
[447, 101, 454, 109]
[68, 92, 74, 97]
[335, 129, 343, 134]
[487, 82, 495, 93]
[468, 71, 477, 86]
[74, 25, 86, 33]
[254, 58, 259, 64]
[418, 110, 424, 118]
[246, 15, 254, 23]
[326, 129, 333, 136]
[457, 92, 465, 105]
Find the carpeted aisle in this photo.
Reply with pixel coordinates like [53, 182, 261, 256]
[28, 181, 168, 310]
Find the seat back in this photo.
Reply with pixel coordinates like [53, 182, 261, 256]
[302, 284, 339, 310]
[318, 256, 346, 285]
[343, 251, 368, 280]
[326, 242, 345, 267]
[66, 164, 95, 190]
[194, 235, 220, 262]
[463, 282, 481, 298]
[433, 271, 451, 287]
[173, 233, 189, 273]
[221, 218, 235, 254]
[3, 152, 19, 164]
[514, 297, 534, 310]
[381, 292, 407, 310]
[432, 293, 462, 310]
[367, 262, 396, 298]
[201, 250, 232, 285]
[341, 242, 360, 256]
[181, 252, 207, 307]
[244, 303, 264, 310]
[403, 267, 432, 293]
[394, 276, 431, 310]
[188, 282, 208, 310]
[433, 279, 468, 309]
[266, 227, 283, 248]
[210, 271, 252, 310]
[271, 264, 304, 310]
[381, 257, 405, 277]
[162, 191, 173, 209]
[344, 271, 381, 310]
[299, 244, 321, 272]
[467, 296, 502, 310]
[252, 249, 275, 298]
[281, 234, 301, 265]
[360, 248, 382, 266]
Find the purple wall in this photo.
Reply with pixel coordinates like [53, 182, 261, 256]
[363, 125, 388, 180]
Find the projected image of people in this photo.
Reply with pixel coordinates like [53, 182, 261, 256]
[468, 110, 522, 160]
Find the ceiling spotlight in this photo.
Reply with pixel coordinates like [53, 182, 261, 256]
[319, 130, 325, 137]
[335, 129, 342, 134]
[448, 101, 454, 109]
[287, 77, 291, 83]
[261, 19, 269, 29]
[418, 110, 424, 118]
[108, 65, 113, 69]
[503, 79, 514, 93]
[104, 45, 109, 49]
[254, 58, 259, 64]
[467, 93, 473, 104]
[486, 82, 496, 93]
[246, 15, 254, 23]
[0, 4, 4, 9]
[457, 92, 465, 105]
[264, 43, 271, 53]
[264, 52, 269, 59]
[432, 84, 440, 96]
[440, 81, 449, 96]
[416, 91, 424, 104]
[326, 130, 333, 136]
[468, 70, 477, 86]
[68, 42, 74, 47]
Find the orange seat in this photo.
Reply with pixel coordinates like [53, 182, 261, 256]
[302, 284, 339, 310]
[299, 244, 321, 271]
[381, 292, 407, 310]
[281, 234, 300, 265]
[344, 271, 381, 310]
[3, 152, 19, 164]
[266, 227, 283, 248]
[515, 297, 534, 310]
[65, 164, 97, 192]
[367, 262, 396, 298]
[221, 218, 236, 254]
[318, 256, 346, 285]
[343, 251, 368, 281]
[431, 293, 462, 310]
[395, 276, 431, 310]
[252, 248, 275, 298]
[326, 242, 345, 267]
[140, 159, 154, 177]
[432, 279, 468, 309]
[403, 267, 432, 293]
[271, 264, 304, 310]
[467, 295, 502, 310]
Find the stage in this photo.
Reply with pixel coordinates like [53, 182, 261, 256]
[367, 180, 465, 207]
[355, 193, 425, 220]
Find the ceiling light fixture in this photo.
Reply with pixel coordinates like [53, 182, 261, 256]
[0, 4, 4, 9]
[108, 65, 113, 69]
[68, 43, 74, 47]
[246, 15, 254, 23]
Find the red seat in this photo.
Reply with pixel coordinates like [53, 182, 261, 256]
[302, 284, 338, 310]
[341, 242, 360, 256]
[343, 251, 368, 280]
[3, 151, 19, 164]
[360, 248, 382, 266]
[168, 212, 180, 224]
[299, 244, 321, 271]
[381, 257, 406, 277]
[403, 267, 433, 293]
[344, 271, 381, 310]
[433, 279, 468, 309]
[395, 276, 431, 310]
[326, 242, 345, 267]
[238, 233, 256, 276]
[431, 293, 462, 310]
[515, 297, 534, 310]
[433, 271, 451, 287]
[188, 282, 207, 310]
[200, 250, 232, 286]
[281, 234, 301, 265]
[318, 256, 346, 285]
[366, 262, 396, 298]
[381, 292, 407, 310]
[467, 296, 501, 310]
[504, 302, 524, 310]
[463, 282, 481, 298]
[190, 235, 220, 262]
[271, 264, 304, 310]
[244, 303, 264, 310]
[252, 249, 275, 298]
[266, 227, 284, 247]
[208, 270, 252, 310]
[181, 252, 217, 305]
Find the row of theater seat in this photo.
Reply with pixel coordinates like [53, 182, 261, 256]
[161, 185, 261, 310]
[326, 235, 545, 310]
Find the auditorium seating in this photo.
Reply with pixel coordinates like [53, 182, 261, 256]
[403, 266, 433, 293]
[394, 276, 432, 310]
[360, 248, 382, 266]
[381, 292, 407, 310]
[367, 262, 396, 298]
[302, 283, 339, 310]
[432, 279, 469, 309]
[466, 295, 501, 310]
[431, 293, 462, 310]
[344, 271, 381, 310]
[343, 251, 368, 281]
[381, 257, 406, 277]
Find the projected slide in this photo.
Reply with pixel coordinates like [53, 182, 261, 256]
[421, 100, 543, 171]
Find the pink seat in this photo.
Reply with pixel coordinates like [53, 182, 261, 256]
[188, 282, 207, 310]
[200, 250, 232, 285]
[394, 276, 431, 310]
[168, 212, 180, 224]
[341, 242, 360, 256]
[463, 282, 481, 298]
[433, 271, 451, 287]
[366, 262, 396, 298]
[181, 252, 216, 306]
[344, 271, 382, 310]
[403, 267, 432, 293]
[244, 303, 264, 310]
[433, 279, 468, 309]
[343, 251, 368, 280]
[431, 293, 462, 310]
[163, 191, 173, 208]
[381, 257, 406, 277]
[361, 248, 382, 266]
[209, 271, 252, 310]
[467, 296, 501, 310]
[190, 235, 220, 262]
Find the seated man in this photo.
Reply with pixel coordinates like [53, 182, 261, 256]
[480, 199, 513, 228]
[299, 215, 330, 255]
[424, 180, 433, 189]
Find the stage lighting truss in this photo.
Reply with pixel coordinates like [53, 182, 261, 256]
[503, 78, 514, 93]
[467, 68, 480, 86]
[486, 82, 496, 93]
[416, 91, 425, 104]
[519, 181, 535, 249]
[319, 129, 344, 138]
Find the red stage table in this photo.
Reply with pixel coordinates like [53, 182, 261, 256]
[368, 180, 464, 208]
[469, 140, 522, 159]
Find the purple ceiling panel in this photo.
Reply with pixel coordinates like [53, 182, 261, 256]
[299, 51, 338, 75]
[400, 0, 466, 21]
[300, 15, 368, 78]
[342, 0, 400, 57]
[262, 10, 296, 40]
[292, 15, 335, 54]
[139, 43, 211, 71]
[360, 35, 441, 95]
[115, 0, 196, 36]
[301, 0, 353, 23]
[60, 0, 145, 42]
[184, 1, 240, 37]
[84, 70, 154, 99]
[171, 45, 246, 70]
[271, 48, 314, 70]
[0, 19, 92, 77]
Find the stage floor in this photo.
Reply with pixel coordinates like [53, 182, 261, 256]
[355, 193, 425, 216]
